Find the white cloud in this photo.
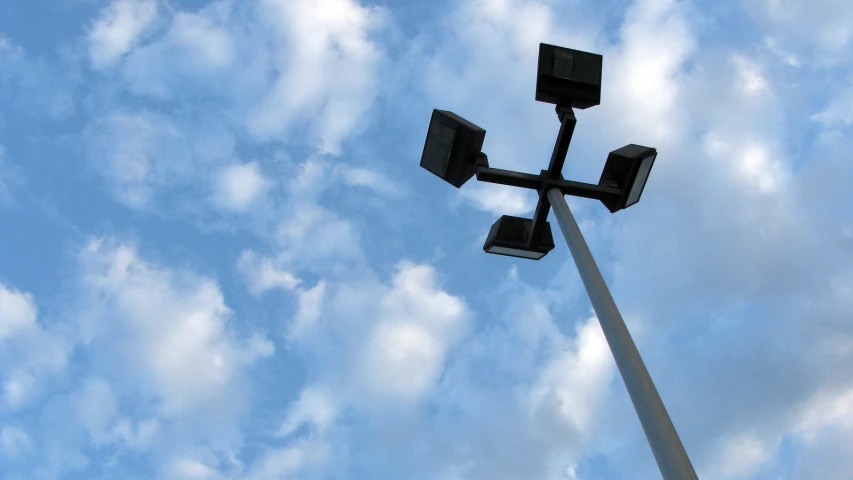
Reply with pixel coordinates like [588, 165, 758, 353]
[237, 250, 300, 295]
[110, 0, 386, 157]
[85, 112, 186, 208]
[213, 162, 272, 212]
[744, 0, 853, 61]
[460, 183, 536, 215]
[112, 417, 160, 450]
[242, 439, 329, 480]
[0, 283, 69, 410]
[812, 86, 853, 128]
[271, 260, 469, 445]
[89, 0, 159, 69]
[701, 432, 772, 479]
[764, 36, 800, 66]
[290, 281, 327, 340]
[702, 134, 788, 194]
[2, 372, 35, 408]
[278, 386, 338, 437]
[795, 386, 853, 440]
[528, 316, 614, 437]
[733, 55, 769, 95]
[72, 377, 119, 445]
[335, 164, 404, 197]
[362, 320, 444, 401]
[119, 1, 256, 100]
[84, 0, 389, 216]
[247, 0, 386, 154]
[0, 284, 37, 340]
[275, 202, 362, 267]
[169, 457, 224, 480]
[0, 426, 31, 460]
[170, 10, 235, 70]
[597, 0, 695, 146]
[252, 261, 469, 478]
[78, 238, 274, 416]
[355, 263, 468, 404]
[85, 109, 238, 210]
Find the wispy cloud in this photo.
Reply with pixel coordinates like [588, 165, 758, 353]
[88, 0, 159, 69]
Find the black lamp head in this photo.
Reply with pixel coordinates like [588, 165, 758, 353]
[535, 43, 603, 109]
[420, 109, 487, 188]
[483, 215, 555, 260]
[598, 144, 657, 213]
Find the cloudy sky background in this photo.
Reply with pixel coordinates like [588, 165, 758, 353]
[1, 0, 853, 478]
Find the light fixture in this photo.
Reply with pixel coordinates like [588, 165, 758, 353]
[483, 215, 555, 260]
[418, 42, 696, 480]
[535, 43, 603, 109]
[598, 144, 657, 213]
[419, 109, 487, 188]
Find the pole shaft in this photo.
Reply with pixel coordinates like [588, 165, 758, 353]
[546, 188, 698, 480]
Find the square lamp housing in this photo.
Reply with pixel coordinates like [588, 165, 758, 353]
[535, 43, 603, 109]
[420, 109, 486, 188]
[598, 144, 657, 213]
[483, 215, 555, 260]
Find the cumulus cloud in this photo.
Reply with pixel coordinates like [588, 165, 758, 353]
[77, 238, 274, 416]
[84, 112, 188, 208]
[236, 250, 300, 295]
[528, 316, 614, 437]
[743, 0, 853, 62]
[0, 284, 69, 410]
[262, 157, 366, 270]
[89, 0, 159, 68]
[459, 182, 536, 216]
[290, 281, 327, 341]
[84, 110, 236, 209]
[0, 284, 37, 340]
[359, 264, 468, 402]
[110, 0, 386, 155]
[248, 0, 386, 154]
[213, 161, 272, 212]
[242, 438, 330, 480]
[169, 10, 236, 70]
[82, 0, 389, 218]
[168, 456, 226, 480]
[335, 164, 405, 197]
[278, 386, 338, 437]
[284, 261, 469, 410]
[241, 261, 471, 478]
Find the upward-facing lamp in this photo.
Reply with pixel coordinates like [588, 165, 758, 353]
[535, 43, 603, 109]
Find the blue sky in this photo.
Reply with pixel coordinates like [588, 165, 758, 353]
[1, 0, 853, 478]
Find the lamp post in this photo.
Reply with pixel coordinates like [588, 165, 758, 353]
[419, 43, 699, 480]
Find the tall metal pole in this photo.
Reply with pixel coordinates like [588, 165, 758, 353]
[546, 188, 699, 480]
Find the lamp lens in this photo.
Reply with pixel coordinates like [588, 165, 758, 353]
[626, 153, 655, 206]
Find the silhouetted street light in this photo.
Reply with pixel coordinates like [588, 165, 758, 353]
[419, 43, 698, 480]
[483, 215, 555, 260]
